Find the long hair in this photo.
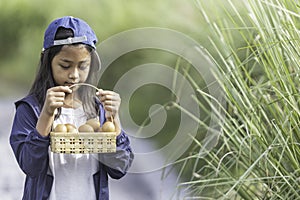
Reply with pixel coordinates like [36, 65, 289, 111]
[29, 28, 101, 119]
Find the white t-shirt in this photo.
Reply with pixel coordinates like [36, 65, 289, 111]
[48, 106, 99, 200]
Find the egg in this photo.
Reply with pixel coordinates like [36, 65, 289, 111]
[78, 124, 94, 132]
[102, 121, 116, 132]
[86, 118, 101, 132]
[65, 123, 78, 133]
[54, 124, 67, 132]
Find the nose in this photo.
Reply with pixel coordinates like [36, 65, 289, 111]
[69, 67, 79, 80]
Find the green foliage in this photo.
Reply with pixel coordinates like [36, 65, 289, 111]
[0, 1, 211, 164]
[178, 0, 300, 199]
[0, 0, 204, 96]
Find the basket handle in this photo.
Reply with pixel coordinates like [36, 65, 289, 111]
[69, 83, 100, 91]
[69, 83, 115, 123]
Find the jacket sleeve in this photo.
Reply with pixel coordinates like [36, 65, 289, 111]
[9, 101, 50, 178]
[99, 131, 134, 179]
[97, 101, 134, 179]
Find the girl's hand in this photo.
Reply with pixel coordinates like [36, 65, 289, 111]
[97, 89, 121, 119]
[37, 86, 72, 137]
[43, 86, 72, 116]
[96, 89, 122, 135]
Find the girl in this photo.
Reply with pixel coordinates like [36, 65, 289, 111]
[10, 16, 134, 200]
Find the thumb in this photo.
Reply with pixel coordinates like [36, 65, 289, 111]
[105, 111, 113, 121]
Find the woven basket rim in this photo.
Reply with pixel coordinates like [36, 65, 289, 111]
[50, 131, 116, 137]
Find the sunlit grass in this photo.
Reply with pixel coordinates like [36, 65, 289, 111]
[178, 0, 300, 199]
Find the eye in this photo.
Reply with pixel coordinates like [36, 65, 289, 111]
[79, 65, 89, 70]
[59, 64, 70, 69]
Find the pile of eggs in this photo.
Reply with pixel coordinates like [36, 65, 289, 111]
[53, 118, 115, 133]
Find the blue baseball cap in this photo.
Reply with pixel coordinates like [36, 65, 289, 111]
[43, 16, 98, 50]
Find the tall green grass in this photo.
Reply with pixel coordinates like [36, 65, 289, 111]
[178, 0, 300, 199]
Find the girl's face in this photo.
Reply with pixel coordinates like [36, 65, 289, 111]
[51, 45, 91, 89]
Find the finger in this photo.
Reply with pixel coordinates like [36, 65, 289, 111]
[51, 86, 72, 93]
[47, 87, 71, 97]
[102, 100, 113, 106]
[50, 101, 64, 108]
[103, 105, 118, 113]
[54, 96, 65, 102]
[98, 89, 113, 95]
[96, 89, 103, 96]
[47, 91, 66, 101]
[102, 99, 121, 107]
[54, 92, 67, 97]
[100, 92, 120, 100]
[100, 95, 117, 102]
[99, 90, 120, 98]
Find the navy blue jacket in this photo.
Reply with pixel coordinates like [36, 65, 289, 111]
[10, 95, 134, 200]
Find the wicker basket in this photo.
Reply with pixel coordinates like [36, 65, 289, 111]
[50, 132, 116, 154]
[50, 83, 117, 154]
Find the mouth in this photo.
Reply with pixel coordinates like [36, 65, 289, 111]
[65, 82, 79, 87]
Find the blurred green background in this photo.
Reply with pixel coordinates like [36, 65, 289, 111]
[0, 0, 210, 97]
[0, 1, 212, 198]
[0, 0, 215, 163]
[0, 0, 249, 194]
[3, 0, 300, 199]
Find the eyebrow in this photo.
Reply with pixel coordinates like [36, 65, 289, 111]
[60, 58, 90, 64]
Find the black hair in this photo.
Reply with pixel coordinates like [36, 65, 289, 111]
[29, 27, 101, 119]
